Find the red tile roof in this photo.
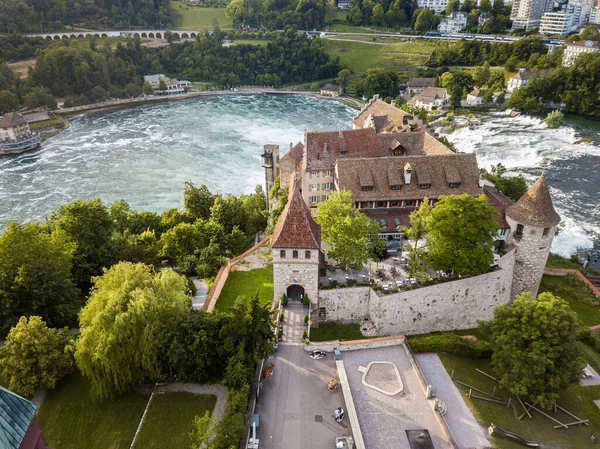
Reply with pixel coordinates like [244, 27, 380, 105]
[483, 185, 512, 228]
[271, 187, 321, 249]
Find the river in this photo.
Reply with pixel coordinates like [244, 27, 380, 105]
[0, 95, 597, 257]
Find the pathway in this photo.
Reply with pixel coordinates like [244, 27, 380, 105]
[190, 276, 208, 310]
[155, 383, 228, 423]
[281, 303, 306, 345]
[415, 353, 490, 449]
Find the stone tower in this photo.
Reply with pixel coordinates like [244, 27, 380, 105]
[505, 173, 560, 298]
[271, 185, 321, 305]
[262, 144, 280, 207]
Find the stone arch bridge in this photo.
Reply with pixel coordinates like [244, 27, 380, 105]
[23, 30, 200, 41]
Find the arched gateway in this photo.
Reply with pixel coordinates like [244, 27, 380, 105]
[271, 185, 321, 306]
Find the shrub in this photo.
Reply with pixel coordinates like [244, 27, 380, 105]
[304, 314, 308, 323]
[302, 293, 310, 307]
[278, 328, 283, 338]
[407, 333, 492, 359]
[279, 312, 284, 322]
[578, 326, 592, 341]
[302, 330, 307, 340]
[281, 293, 288, 306]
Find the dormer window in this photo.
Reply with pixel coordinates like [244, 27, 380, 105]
[390, 184, 402, 190]
[448, 182, 461, 188]
[361, 186, 373, 191]
[419, 183, 431, 189]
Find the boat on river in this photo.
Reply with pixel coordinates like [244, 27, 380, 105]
[0, 112, 42, 155]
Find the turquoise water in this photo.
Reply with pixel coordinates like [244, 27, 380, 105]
[0, 94, 354, 223]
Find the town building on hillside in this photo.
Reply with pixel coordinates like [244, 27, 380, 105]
[403, 78, 436, 95]
[438, 11, 468, 34]
[478, 11, 493, 26]
[0, 386, 53, 449]
[540, 3, 589, 35]
[320, 83, 342, 97]
[417, 0, 463, 14]
[337, 0, 352, 9]
[0, 112, 41, 155]
[506, 68, 548, 93]
[562, 40, 600, 66]
[143, 74, 191, 95]
[407, 87, 449, 111]
[590, 6, 600, 23]
[352, 95, 416, 133]
[334, 153, 482, 239]
[505, 173, 560, 297]
[271, 184, 322, 305]
[510, 0, 553, 30]
[466, 89, 485, 106]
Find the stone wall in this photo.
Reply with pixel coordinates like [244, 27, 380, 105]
[506, 215, 556, 298]
[318, 249, 515, 335]
[273, 247, 320, 303]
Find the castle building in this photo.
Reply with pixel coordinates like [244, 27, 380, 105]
[1, 386, 53, 449]
[261, 144, 280, 204]
[271, 184, 321, 305]
[352, 96, 416, 133]
[0, 112, 41, 155]
[505, 173, 560, 298]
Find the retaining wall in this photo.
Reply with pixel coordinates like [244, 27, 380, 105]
[319, 249, 515, 335]
[544, 267, 600, 297]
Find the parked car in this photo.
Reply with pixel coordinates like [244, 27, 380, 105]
[310, 350, 326, 360]
[382, 284, 391, 291]
[410, 278, 418, 285]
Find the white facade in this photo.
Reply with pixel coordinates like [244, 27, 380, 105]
[143, 74, 191, 94]
[466, 90, 484, 105]
[273, 247, 320, 306]
[590, 6, 600, 24]
[510, 0, 553, 30]
[540, 3, 589, 35]
[337, 0, 352, 9]
[417, 0, 463, 14]
[562, 40, 600, 66]
[0, 122, 29, 142]
[438, 11, 468, 33]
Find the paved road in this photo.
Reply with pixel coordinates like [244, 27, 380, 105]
[281, 303, 305, 344]
[415, 353, 490, 449]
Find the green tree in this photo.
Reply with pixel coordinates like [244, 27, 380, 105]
[545, 109, 563, 129]
[210, 194, 247, 234]
[75, 262, 189, 400]
[483, 163, 528, 202]
[47, 198, 114, 290]
[0, 89, 19, 113]
[450, 85, 462, 109]
[414, 8, 434, 32]
[580, 25, 600, 41]
[483, 89, 494, 103]
[336, 69, 351, 91]
[472, 61, 491, 86]
[0, 316, 73, 397]
[240, 185, 268, 237]
[354, 69, 400, 99]
[158, 77, 167, 91]
[143, 80, 154, 95]
[489, 292, 584, 409]
[0, 223, 79, 335]
[427, 194, 498, 276]
[184, 182, 216, 220]
[371, 4, 384, 25]
[125, 82, 142, 98]
[315, 191, 381, 268]
[479, 0, 492, 12]
[446, 0, 460, 16]
[402, 199, 431, 281]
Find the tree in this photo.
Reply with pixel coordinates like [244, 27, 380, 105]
[158, 78, 167, 91]
[348, 6, 363, 25]
[371, 4, 384, 25]
[483, 89, 494, 103]
[427, 194, 498, 276]
[315, 191, 382, 268]
[143, 80, 154, 95]
[403, 199, 431, 281]
[210, 194, 247, 234]
[545, 110, 563, 129]
[75, 262, 189, 400]
[450, 85, 462, 109]
[483, 163, 528, 202]
[47, 198, 114, 290]
[472, 61, 491, 86]
[0, 316, 73, 397]
[479, 0, 492, 12]
[580, 25, 600, 41]
[0, 223, 79, 336]
[184, 182, 216, 220]
[125, 82, 142, 98]
[336, 69, 351, 91]
[488, 292, 584, 409]
[354, 69, 400, 99]
[0, 89, 19, 113]
[446, 0, 460, 16]
[414, 8, 434, 32]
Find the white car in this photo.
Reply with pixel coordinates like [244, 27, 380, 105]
[410, 278, 418, 285]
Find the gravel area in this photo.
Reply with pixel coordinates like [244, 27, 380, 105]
[580, 364, 600, 387]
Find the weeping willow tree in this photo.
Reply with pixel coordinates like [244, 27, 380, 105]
[74, 262, 189, 400]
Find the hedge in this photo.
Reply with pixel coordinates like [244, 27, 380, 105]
[407, 333, 492, 359]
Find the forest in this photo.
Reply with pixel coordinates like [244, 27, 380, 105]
[0, 0, 177, 33]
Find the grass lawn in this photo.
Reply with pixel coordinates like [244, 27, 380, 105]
[321, 39, 433, 73]
[539, 274, 600, 327]
[215, 265, 274, 311]
[171, 2, 232, 29]
[29, 116, 63, 130]
[439, 354, 600, 449]
[134, 392, 216, 449]
[38, 372, 150, 449]
[310, 322, 366, 342]
[230, 39, 267, 46]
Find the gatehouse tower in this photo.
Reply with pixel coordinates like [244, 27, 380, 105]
[505, 173, 561, 298]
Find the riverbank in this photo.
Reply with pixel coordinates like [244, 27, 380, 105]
[55, 89, 362, 117]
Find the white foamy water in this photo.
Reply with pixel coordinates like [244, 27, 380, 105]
[438, 112, 600, 256]
[0, 94, 354, 225]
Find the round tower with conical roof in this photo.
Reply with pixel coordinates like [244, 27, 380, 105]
[505, 173, 561, 299]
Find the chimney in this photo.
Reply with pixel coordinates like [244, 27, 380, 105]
[404, 163, 412, 184]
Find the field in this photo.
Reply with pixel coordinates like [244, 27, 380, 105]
[171, 2, 232, 30]
[439, 353, 600, 449]
[133, 392, 216, 449]
[321, 39, 434, 73]
[310, 322, 366, 342]
[38, 372, 150, 449]
[215, 265, 274, 311]
[539, 274, 600, 327]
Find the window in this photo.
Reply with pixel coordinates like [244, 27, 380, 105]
[325, 170, 333, 177]
[308, 184, 313, 192]
[321, 194, 328, 201]
[448, 182, 461, 188]
[316, 171, 320, 178]
[305, 251, 311, 259]
[390, 201, 399, 207]
[405, 200, 414, 207]
[543, 227, 550, 236]
[390, 184, 402, 190]
[309, 195, 319, 203]
[377, 201, 386, 208]
[361, 186, 373, 191]
[309, 172, 313, 179]
[293, 250, 298, 259]
[500, 229, 507, 236]
[419, 183, 431, 189]
[280, 250, 286, 258]
[515, 224, 524, 238]
[316, 183, 321, 191]
[322, 182, 332, 190]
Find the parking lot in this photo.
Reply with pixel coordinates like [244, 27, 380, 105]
[255, 344, 353, 449]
